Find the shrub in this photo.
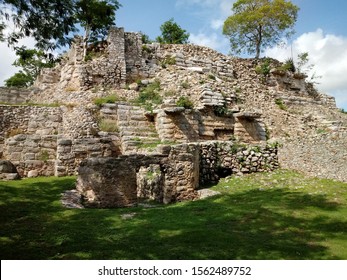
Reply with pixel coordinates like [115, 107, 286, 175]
[208, 74, 216, 80]
[255, 59, 271, 83]
[275, 98, 287, 110]
[176, 96, 193, 109]
[160, 55, 176, 68]
[283, 58, 296, 72]
[136, 80, 162, 105]
[213, 104, 229, 117]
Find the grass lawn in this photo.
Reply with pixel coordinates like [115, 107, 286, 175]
[0, 169, 347, 260]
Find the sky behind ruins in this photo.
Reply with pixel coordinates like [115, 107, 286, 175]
[1, 0, 346, 109]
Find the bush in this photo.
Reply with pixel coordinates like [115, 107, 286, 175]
[275, 98, 287, 110]
[213, 104, 229, 117]
[136, 80, 162, 105]
[283, 58, 296, 72]
[255, 59, 271, 83]
[176, 96, 193, 109]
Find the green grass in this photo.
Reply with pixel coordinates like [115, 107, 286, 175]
[1, 170, 347, 260]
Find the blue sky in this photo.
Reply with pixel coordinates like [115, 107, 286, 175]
[1, 0, 347, 109]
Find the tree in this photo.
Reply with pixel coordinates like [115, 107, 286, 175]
[156, 18, 189, 44]
[0, 0, 120, 52]
[223, 0, 299, 59]
[4, 71, 32, 88]
[0, 0, 76, 50]
[75, 0, 121, 58]
[5, 47, 55, 87]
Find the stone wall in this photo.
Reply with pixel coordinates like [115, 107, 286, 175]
[141, 43, 235, 81]
[0, 105, 62, 139]
[76, 141, 279, 208]
[56, 136, 120, 177]
[199, 141, 279, 185]
[3, 134, 57, 177]
[278, 132, 347, 182]
[0, 87, 32, 104]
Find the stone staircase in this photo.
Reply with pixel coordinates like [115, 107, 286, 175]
[116, 104, 160, 154]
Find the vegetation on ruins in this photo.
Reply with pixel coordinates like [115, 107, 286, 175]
[75, 0, 121, 59]
[5, 47, 55, 88]
[275, 98, 287, 110]
[156, 18, 190, 44]
[93, 94, 125, 107]
[135, 79, 162, 107]
[176, 96, 193, 109]
[1, 170, 347, 259]
[223, 0, 299, 58]
[98, 119, 119, 132]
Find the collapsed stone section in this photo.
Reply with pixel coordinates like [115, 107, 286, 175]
[76, 142, 278, 208]
[76, 144, 200, 208]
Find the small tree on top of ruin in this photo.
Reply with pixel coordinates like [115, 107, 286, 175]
[156, 18, 190, 44]
[75, 0, 121, 59]
[223, 0, 299, 59]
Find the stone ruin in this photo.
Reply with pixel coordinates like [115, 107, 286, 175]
[1, 27, 347, 207]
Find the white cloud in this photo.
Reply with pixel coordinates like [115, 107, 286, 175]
[0, 43, 18, 86]
[189, 32, 229, 53]
[265, 29, 347, 109]
[176, 0, 235, 30]
[0, 22, 36, 86]
[211, 19, 224, 30]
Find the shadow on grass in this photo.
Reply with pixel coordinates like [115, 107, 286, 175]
[1, 178, 346, 260]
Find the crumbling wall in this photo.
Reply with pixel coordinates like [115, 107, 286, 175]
[0, 87, 32, 104]
[142, 43, 235, 81]
[76, 141, 279, 208]
[0, 105, 62, 139]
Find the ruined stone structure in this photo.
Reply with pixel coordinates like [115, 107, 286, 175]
[77, 142, 278, 207]
[1, 27, 347, 207]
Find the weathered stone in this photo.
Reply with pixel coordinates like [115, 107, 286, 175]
[27, 170, 39, 178]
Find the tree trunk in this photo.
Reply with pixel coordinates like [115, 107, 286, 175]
[83, 26, 90, 60]
[255, 26, 262, 59]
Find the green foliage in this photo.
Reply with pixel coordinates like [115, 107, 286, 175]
[283, 57, 296, 72]
[208, 74, 216, 80]
[156, 18, 189, 44]
[230, 143, 247, 154]
[98, 119, 119, 132]
[76, 0, 121, 58]
[275, 98, 287, 110]
[5, 47, 55, 87]
[4, 72, 32, 88]
[0, 0, 77, 49]
[176, 96, 193, 109]
[140, 32, 152, 44]
[93, 94, 124, 106]
[213, 104, 229, 117]
[38, 150, 50, 162]
[1, 171, 347, 259]
[339, 108, 347, 114]
[255, 59, 271, 82]
[223, 0, 299, 58]
[160, 55, 176, 68]
[136, 80, 162, 106]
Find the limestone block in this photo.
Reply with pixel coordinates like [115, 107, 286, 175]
[27, 170, 39, 178]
